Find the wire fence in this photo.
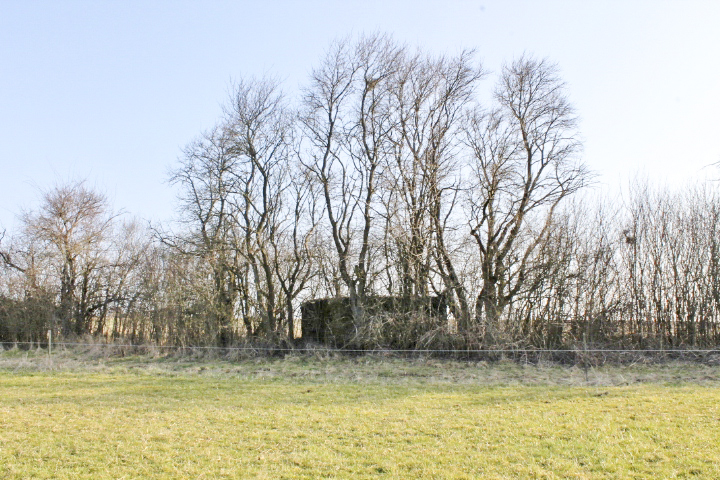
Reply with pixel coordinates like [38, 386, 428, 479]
[1, 341, 720, 353]
[3, 340, 720, 364]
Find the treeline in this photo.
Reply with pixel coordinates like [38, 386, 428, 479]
[2, 34, 719, 349]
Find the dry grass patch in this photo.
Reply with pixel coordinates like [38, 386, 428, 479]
[3, 346, 720, 386]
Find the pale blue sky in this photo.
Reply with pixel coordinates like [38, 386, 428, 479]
[1, 0, 719, 231]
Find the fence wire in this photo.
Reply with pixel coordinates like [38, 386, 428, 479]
[2, 341, 720, 355]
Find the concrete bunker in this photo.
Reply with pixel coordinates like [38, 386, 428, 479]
[300, 295, 447, 348]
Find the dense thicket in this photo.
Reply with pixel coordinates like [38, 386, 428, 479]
[2, 35, 719, 349]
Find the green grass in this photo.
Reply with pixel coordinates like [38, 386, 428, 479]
[1, 350, 720, 478]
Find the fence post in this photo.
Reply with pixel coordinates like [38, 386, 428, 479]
[48, 329, 52, 359]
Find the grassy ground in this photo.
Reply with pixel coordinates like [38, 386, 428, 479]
[1, 348, 720, 478]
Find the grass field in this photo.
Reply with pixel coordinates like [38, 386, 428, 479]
[1, 348, 720, 478]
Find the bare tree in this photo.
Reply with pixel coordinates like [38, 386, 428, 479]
[618, 180, 720, 347]
[387, 49, 483, 326]
[270, 173, 321, 339]
[224, 76, 302, 338]
[465, 56, 589, 341]
[300, 34, 403, 327]
[15, 181, 118, 336]
[168, 125, 245, 343]
[167, 76, 313, 343]
[94, 219, 155, 337]
[1, 224, 62, 343]
[563, 196, 623, 346]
